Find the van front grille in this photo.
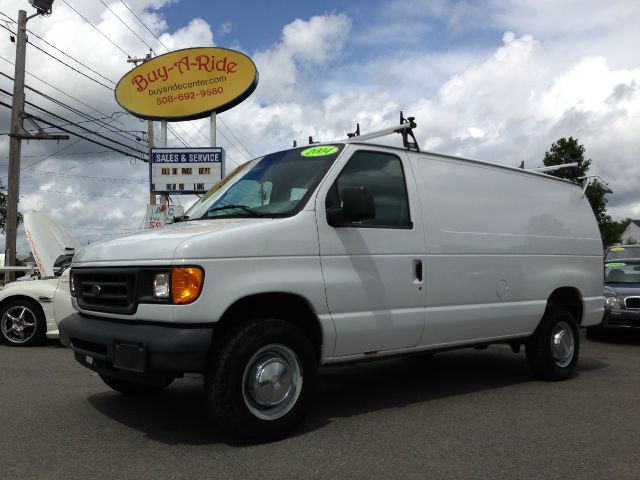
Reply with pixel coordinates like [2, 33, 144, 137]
[73, 268, 139, 315]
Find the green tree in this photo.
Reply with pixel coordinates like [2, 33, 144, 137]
[0, 181, 23, 233]
[542, 137, 614, 242]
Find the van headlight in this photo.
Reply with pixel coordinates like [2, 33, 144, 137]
[605, 296, 620, 309]
[153, 272, 170, 298]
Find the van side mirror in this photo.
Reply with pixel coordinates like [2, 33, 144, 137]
[327, 186, 375, 227]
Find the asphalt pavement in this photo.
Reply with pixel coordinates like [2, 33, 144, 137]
[1, 330, 639, 480]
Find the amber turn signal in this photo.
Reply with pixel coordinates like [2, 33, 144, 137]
[171, 267, 204, 304]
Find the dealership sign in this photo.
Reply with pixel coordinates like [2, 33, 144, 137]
[151, 147, 224, 194]
[115, 47, 258, 121]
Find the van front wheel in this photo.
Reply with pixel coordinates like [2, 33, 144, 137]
[205, 319, 317, 443]
[525, 307, 579, 381]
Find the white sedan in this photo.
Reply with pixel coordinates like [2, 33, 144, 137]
[0, 212, 78, 346]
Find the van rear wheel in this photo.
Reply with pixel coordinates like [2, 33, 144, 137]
[525, 306, 579, 381]
[205, 318, 317, 443]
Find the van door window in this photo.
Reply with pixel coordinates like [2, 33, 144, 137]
[327, 151, 411, 227]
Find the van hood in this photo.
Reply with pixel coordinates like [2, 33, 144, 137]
[72, 218, 264, 264]
[24, 212, 81, 277]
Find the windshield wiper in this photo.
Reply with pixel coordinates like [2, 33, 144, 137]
[205, 204, 263, 217]
[172, 215, 190, 223]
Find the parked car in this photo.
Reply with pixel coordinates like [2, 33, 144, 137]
[587, 259, 640, 339]
[59, 121, 604, 443]
[0, 212, 78, 346]
[604, 245, 640, 262]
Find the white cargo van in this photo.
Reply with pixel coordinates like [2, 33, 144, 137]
[59, 119, 604, 442]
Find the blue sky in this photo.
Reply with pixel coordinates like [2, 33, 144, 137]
[0, 0, 639, 251]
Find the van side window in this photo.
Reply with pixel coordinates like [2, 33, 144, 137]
[328, 151, 411, 227]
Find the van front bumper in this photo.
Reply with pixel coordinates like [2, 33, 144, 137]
[59, 313, 213, 383]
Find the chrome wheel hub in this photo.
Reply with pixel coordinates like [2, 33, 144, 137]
[1, 306, 38, 344]
[551, 320, 575, 368]
[242, 344, 302, 420]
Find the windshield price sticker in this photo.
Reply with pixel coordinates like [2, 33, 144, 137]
[301, 146, 339, 157]
[606, 263, 626, 267]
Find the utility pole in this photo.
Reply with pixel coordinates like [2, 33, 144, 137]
[5, 3, 66, 283]
[127, 52, 156, 205]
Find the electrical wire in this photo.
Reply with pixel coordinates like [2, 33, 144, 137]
[0, 100, 144, 160]
[166, 124, 189, 147]
[0, 53, 122, 123]
[27, 169, 146, 185]
[60, 0, 131, 57]
[98, 0, 155, 52]
[0, 87, 146, 153]
[0, 150, 113, 160]
[24, 23, 116, 85]
[33, 187, 135, 198]
[23, 38, 114, 91]
[119, 0, 171, 53]
[218, 116, 254, 158]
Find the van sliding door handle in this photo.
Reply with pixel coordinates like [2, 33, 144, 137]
[414, 259, 423, 282]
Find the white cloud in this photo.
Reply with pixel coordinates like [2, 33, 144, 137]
[252, 13, 351, 102]
[158, 18, 214, 50]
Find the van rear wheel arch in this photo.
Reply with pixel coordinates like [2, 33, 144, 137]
[545, 287, 583, 326]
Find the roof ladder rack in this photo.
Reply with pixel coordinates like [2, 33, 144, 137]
[339, 111, 420, 151]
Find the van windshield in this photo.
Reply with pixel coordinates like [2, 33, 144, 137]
[186, 145, 343, 219]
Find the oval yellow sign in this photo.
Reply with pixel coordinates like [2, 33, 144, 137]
[115, 47, 258, 121]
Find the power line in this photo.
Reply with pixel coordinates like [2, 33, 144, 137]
[167, 123, 189, 147]
[21, 37, 114, 90]
[120, 0, 171, 53]
[33, 187, 135, 198]
[0, 150, 113, 160]
[0, 22, 115, 90]
[27, 168, 146, 184]
[21, 82, 145, 144]
[0, 86, 144, 153]
[98, 0, 155, 52]
[23, 21, 116, 85]
[60, 0, 131, 57]
[0, 100, 144, 160]
[0, 53, 122, 123]
[218, 116, 254, 158]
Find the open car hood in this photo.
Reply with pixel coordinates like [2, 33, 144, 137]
[24, 212, 81, 277]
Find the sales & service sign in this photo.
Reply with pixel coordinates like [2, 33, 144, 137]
[115, 47, 258, 121]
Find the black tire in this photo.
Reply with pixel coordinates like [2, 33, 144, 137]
[99, 374, 173, 395]
[205, 318, 317, 443]
[526, 306, 579, 381]
[0, 298, 47, 347]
